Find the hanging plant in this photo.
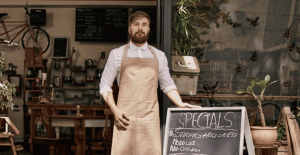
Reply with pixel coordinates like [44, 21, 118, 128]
[0, 51, 16, 110]
[284, 28, 291, 38]
[246, 16, 259, 27]
[235, 64, 242, 72]
[250, 51, 259, 61]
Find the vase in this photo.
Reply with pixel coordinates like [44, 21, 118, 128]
[251, 126, 278, 145]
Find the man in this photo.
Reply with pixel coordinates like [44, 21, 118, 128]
[100, 11, 200, 155]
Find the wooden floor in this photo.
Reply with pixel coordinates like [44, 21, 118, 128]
[0, 142, 32, 155]
[0, 150, 32, 155]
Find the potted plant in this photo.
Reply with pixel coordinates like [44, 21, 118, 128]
[236, 74, 278, 144]
[172, 0, 242, 56]
[0, 51, 16, 113]
[172, 0, 204, 56]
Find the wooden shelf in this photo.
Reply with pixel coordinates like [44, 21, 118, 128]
[24, 90, 43, 92]
[25, 77, 43, 81]
[71, 69, 86, 72]
[46, 86, 99, 90]
[65, 97, 82, 99]
[26, 104, 109, 110]
[181, 94, 299, 102]
[86, 65, 97, 68]
[25, 102, 42, 105]
[3, 70, 16, 74]
[0, 1, 156, 7]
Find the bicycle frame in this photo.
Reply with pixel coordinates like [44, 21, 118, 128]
[0, 20, 35, 45]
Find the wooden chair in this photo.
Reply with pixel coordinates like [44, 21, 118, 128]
[0, 115, 23, 155]
[88, 108, 114, 155]
[32, 105, 73, 155]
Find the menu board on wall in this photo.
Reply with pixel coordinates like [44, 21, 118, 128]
[163, 107, 254, 155]
[76, 8, 128, 42]
[53, 37, 69, 58]
[132, 7, 156, 44]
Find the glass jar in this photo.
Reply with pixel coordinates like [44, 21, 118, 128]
[54, 59, 60, 70]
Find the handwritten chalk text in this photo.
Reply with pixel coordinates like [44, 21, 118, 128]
[169, 129, 238, 139]
[177, 112, 234, 129]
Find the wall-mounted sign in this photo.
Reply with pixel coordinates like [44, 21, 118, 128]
[75, 8, 128, 42]
[52, 37, 69, 58]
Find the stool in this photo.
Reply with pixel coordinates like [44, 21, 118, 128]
[255, 144, 278, 155]
[0, 116, 23, 155]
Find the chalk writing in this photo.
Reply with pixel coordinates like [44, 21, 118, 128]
[172, 138, 196, 146]
[169, 129, 238, 139]
[177, 112, 234, 130]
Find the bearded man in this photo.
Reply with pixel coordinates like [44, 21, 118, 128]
[99, 11, 200, 155]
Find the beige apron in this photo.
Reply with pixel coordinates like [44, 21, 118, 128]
[111, 43, 161, 155]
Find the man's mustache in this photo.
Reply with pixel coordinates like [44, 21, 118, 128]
[135, 30, 145, 35]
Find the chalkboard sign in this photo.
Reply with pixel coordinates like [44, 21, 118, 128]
[76, 8, 128, 42]
[132, 7, 156, 44]
[163, 107, 249, 155]
[52, 37, 69, 58]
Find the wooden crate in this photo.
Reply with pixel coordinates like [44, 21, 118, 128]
[255, 144, 277, 155]
[277, 140, 288, 155]
[24, 47, 43, 68]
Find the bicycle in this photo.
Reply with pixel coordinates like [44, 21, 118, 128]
[0, 7, 50, 54]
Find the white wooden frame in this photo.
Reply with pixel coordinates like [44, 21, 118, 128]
[163, 107, 255, 155]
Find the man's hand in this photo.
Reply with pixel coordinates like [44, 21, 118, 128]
[166, 90, 202, 108]
[102, 92, 130, 131]
[113, 108, 130, 131]
[177, 102, 202, 108]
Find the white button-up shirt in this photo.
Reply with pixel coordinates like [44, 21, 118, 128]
[99, 41, 177, 95]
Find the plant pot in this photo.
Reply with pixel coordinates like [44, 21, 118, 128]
[251, 126, 278, 145]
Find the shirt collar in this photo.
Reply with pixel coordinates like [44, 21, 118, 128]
[129, 41, 149, 51]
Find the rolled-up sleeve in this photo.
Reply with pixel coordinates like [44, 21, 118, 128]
[158, 53, 177, 94]
[99, 50, 118, 95]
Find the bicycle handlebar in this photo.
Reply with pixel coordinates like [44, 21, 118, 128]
[24, 7, 29, 15]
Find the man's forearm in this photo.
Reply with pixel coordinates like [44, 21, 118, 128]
[102, 92, 118, 114]
[166, 89, 185, 107]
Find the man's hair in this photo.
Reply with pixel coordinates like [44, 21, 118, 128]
[128, 11, 151, 26]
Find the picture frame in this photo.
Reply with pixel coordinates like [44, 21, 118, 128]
[8, 74, 22, 96]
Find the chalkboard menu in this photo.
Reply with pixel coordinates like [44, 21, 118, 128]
[53, 37, 69, 58]
[163, 107, 247, 155]
[76, 8, 128, 42]
[132, 7, 156, 44]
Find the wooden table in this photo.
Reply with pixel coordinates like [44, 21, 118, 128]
[47, 115, 111, 155]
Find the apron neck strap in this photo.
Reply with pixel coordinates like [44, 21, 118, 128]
[123, 43, 158, 60]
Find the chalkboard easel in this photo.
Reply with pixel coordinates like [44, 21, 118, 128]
[163, 107, 255, 155]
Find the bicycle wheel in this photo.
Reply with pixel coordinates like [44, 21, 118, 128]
[22, 27, 50, 54]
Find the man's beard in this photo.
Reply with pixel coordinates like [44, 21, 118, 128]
[130, 30, 149, 44]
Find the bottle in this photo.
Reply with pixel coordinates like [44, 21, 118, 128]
[66, 56, 70, 66]
[54, 59, 60, 70]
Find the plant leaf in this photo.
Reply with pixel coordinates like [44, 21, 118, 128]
[235, 89, 246, 94]
[266, 80, 278, 88]
[265, 74, 270, 84]
[250, 79, 256, 88]
[246, 86, 253, 94]
[248, 76, 260, 82]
